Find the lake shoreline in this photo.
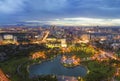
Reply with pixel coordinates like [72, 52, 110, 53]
[28, 55, 88, 78]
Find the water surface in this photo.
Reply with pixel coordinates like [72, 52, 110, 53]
[29, 55, 87, 77]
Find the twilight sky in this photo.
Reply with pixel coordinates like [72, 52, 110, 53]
[0, 0, 120, 26]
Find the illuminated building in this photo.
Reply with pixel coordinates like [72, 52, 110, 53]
[3, 34, 13, 40]
[61, 39, 67, 47]
[2, 34, 17, 44]
[46, 38, 67, 48]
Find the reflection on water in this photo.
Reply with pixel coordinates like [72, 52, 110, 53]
[29, 55, 87, 78]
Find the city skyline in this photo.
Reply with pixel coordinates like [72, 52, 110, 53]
[0, 0, 120, 26]
[1, 1, 120, 81]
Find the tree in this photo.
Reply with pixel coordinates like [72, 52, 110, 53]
[84, 61, 115, 81]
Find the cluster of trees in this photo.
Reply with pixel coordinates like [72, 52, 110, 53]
[83, 61, 115, 81]
[0, 44, 47, 57]
[116, 50, 120, 58]
[0, 44, 51, 81]
[31, 75, 57, 81]
[68, 43, 97, 58]
[1, 43, 118, 81]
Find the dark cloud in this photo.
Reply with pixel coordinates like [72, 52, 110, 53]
[0, 0, 120, 24]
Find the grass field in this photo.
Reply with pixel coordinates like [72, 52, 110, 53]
[0, 57, 30, 81]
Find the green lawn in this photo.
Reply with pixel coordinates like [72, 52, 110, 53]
[116, 76, 120, 80]
[83, 61, 115, 81]
[0, 57, 30, 81]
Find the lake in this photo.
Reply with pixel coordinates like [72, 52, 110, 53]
[29, 55, 87, 78]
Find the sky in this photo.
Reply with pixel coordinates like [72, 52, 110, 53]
[0, 0, 120, 26]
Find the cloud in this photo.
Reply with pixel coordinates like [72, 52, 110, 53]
[27, 17, 120, 26]
[3, 16, 119, 26]
[1, 0, 120, 25]
[0, 0, 27, 14]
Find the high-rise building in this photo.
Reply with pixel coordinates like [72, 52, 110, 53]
[61, 39, 67, 47]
